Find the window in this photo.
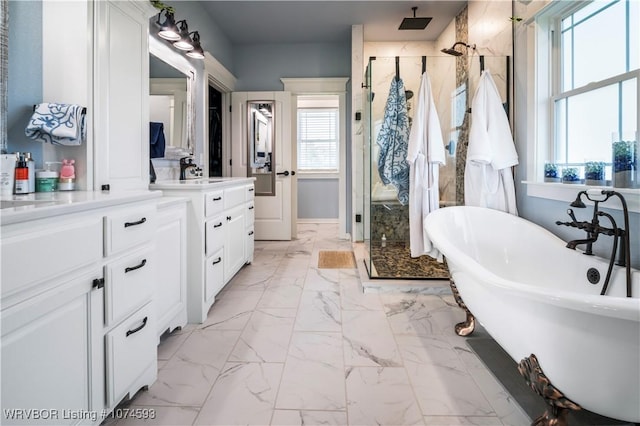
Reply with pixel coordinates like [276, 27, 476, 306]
[551, 0, 639, 174]
[297, 107, 339, 172]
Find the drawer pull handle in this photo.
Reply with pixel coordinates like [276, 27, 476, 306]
[213, 222, 223, 228]
[248, 231, 254, 236]
[212, 257, 222, 265]
[248, 188, 254, 192]
[92, 278, 105, 289]
[248, 206, 254, 210]
[125, 259, 147, 273]
[213, 196, 222, 201]
[124, 217, 147, 228]
[126, 317, 148, 337]
[227, 215, 232, 221]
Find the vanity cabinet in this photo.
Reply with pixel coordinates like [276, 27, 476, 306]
[246, 187, 255, 264]
[1, 212, 104, 424]
[40, 0, 156, 191]
[224, 204, 246, 282]
[150, 179, 255, 323]
[1, 196, 162, 424]
[1, 266, 104, 426]
[101, 202, 158, 409]
[154, 198, 188, 336]
[93, 0, 157, 191]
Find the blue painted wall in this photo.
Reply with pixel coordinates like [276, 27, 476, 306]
[298, 178, 340, 219]
[7, 0, 43, 166]
[233, 42, 350, 91]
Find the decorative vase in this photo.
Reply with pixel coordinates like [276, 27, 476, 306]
[612, 140, 638, 188]
[544, 163, 560, 182]
[562, 167, 581, 184]
[584, 161, 605, 186]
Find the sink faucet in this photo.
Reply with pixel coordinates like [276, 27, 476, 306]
[179, 157, 196, 180]
[557, 189, 632, 297]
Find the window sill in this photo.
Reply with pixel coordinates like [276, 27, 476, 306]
[297, 172, 340, 179]
[523, 181, 640, 213]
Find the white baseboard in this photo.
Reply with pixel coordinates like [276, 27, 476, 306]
[296, 218, 339, 224]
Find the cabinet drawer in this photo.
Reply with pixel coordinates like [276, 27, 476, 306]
[205, 249, 224, 302]
[224, 186, 245, 209]
[105, 303, 156, 407]
[246, 202, 255, 225]
[104, 206, 156, 256]
[204, 190, 224, 217]
[245, 184, 255, 202]
[105, 247, 154, 326]
[205, 215, 224, 256]
[1, 217, 102, 300]
[246, 226, 255, 264]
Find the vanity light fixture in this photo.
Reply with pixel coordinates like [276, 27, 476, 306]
[156, 9, 180, 41]
[153, 5, 205, 60]
[186, 31, 205, 59]
[173, 20, 194, 51]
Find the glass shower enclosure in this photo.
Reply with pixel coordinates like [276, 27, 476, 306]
[363, 54, 510, 279]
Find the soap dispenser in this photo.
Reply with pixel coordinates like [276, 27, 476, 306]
[58, 158, 75, 191]
[13, 155, 29, 194]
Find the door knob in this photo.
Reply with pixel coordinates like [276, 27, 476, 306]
[277, 170, 290, 176]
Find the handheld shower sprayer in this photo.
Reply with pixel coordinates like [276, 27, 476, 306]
[441, 42, 476, 56]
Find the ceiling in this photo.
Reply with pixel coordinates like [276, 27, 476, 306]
[199, 1, 468, 45]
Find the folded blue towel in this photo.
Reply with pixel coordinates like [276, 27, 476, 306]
[150, 122, 166, 159]
[25, 103, 86, 146]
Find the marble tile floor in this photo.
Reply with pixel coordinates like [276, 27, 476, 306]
[111, 223, 531, 426]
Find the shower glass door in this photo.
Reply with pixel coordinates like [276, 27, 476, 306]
[364, 54, 509, 279]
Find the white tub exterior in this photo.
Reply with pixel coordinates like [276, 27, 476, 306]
[424, 206, 640, 422]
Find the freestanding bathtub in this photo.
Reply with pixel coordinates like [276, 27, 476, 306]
[424, 206, 640, 423]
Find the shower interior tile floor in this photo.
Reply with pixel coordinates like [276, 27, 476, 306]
[109, 223, 541, 425]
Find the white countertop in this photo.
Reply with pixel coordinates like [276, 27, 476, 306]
[150, 177, 255, 191]
[0, 190, 163, 225]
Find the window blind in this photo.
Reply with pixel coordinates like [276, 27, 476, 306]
[297, 108, 339, 171]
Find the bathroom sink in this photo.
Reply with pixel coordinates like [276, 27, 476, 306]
[0, 199, 55, 209]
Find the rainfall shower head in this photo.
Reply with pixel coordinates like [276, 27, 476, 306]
[399, 7, 432, 30]
[441, 42, 476, 56]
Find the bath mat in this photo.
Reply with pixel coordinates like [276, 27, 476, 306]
[318, 250, 357, 269]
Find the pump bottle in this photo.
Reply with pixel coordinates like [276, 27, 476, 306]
[14, 155, 29, 194]
[24, 152, 35, 193]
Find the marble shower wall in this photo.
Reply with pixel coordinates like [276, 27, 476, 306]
[364, 42, 459, 206]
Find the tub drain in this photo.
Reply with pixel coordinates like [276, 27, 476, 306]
[587, 268, 600, 284]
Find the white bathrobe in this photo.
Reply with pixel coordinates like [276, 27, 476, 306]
[406, 72, 446, 260]
[465, 70, 519, 215]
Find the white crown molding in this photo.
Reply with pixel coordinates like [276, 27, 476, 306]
[204, 52, 236, 92]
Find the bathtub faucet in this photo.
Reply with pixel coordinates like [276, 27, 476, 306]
[556, 207, 601, 254]
[559, 189, 632, 297]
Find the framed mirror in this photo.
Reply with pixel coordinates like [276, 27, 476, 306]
[247, 100, 275, 195]
[149, 58, 188, 152]
[148, 36, 195, 161]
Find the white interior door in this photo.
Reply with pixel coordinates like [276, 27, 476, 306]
[231, 91, 293, 240]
